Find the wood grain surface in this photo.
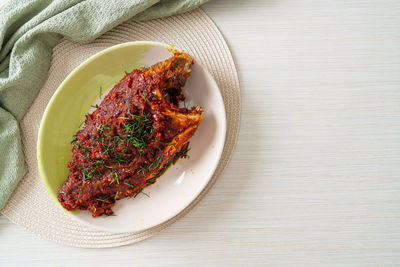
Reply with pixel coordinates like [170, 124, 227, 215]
[1, 0, 400, 265]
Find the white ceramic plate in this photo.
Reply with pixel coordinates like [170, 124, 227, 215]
[38, 41, 226, 233]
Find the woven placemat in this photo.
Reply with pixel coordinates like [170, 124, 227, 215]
[1, 8, 240, 248]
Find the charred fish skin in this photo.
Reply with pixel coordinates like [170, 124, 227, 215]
[58, 52, 203, 217]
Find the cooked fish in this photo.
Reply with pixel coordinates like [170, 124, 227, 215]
[58, 51, 203, 217]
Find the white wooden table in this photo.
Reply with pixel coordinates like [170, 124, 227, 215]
[1, 0, 400, 265]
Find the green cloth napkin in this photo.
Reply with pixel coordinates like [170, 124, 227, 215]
[0, 0, 208, 210]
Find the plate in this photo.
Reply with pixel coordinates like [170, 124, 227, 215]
[37, 41, 226, 232]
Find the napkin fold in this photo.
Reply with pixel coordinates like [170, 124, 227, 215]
[0, 0, 208, 210]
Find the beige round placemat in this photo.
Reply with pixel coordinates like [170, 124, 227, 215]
[1, 8, 240, 248]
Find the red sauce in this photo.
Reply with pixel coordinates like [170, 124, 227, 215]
[58, 52, 203, 217]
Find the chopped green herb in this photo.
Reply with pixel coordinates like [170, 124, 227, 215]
[141, 191, 150, 198]
[114, 135, 123, 142]
[147, 144, 190, 184]
[124, 182, 136, 188]
[114, 172, 119, 184]
[78, 121, 85, 129]
[71, 135, 78, 144]
[154, 137, 176, 146]
[149, 152, 163, 171]
[138, 165, 148, 174]
[120, 111, 153, 150]
[114, 153, 128, 163]
[82, 171, 86, 188]
[133, 188, 143, 198]
[146, 177, 156, 184]
[96, 123, 110, 135]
